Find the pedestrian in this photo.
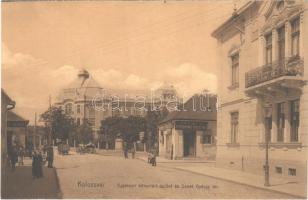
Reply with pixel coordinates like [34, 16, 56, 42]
[10, 146, 18, 171]
[47, 146, 54, 168]
[18, 146, 24, 166]
[32, 150, 38, 178]
[150, 147, 157, 166]
[37, 150, 44, 178]
[123, 141, 128, 159]
[131, 142, 136, 159]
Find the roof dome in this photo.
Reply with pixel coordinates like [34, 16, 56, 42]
[56, 69, 104, 103]
[78, 69, 89, 79]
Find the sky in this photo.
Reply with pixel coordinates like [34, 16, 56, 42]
[1, 0, 243, 124]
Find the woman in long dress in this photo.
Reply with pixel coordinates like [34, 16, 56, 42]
[32, 151, 38, 178]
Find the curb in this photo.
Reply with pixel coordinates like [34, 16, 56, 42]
[136, 157, 215, 164]
[174, 167, 306, 199]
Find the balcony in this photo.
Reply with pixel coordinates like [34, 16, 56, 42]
[245, 56, 304, 88]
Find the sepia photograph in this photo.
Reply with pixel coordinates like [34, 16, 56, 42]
[1, 0, 307, 199]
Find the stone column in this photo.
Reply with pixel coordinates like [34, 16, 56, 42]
[172, 129, 176, 159]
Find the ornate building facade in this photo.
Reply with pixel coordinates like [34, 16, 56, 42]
[55, 69, 180, 139]
[212, 1, 307, 183]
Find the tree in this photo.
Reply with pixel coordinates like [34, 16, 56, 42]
[100, 116, 146, 144]
[40, 106, 75, 142]
[74, 120, 94, 145]
[145, 107, 169, 149]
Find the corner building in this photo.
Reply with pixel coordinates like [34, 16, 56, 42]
[212, 1, 307, 183]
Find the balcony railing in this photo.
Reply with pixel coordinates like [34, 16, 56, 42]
[245, 56, 304, 88]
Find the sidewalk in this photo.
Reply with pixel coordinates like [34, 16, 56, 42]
[97, 149, 148, 157]
[138, 156, 215, 163]
[174, 165, 307, 199]
[1, 158, 61, 199]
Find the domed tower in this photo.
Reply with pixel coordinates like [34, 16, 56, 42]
[54, 69, 109, 141]
[154, 83, 180, 111]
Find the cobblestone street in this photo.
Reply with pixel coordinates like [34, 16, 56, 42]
[55, 152, 297, 199]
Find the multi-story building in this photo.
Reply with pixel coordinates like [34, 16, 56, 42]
[55, 69, 180, 140]
[212, 1, 307, 183]
[55, 69, 107, 139]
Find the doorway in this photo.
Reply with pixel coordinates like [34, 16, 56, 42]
[183, 130, 196, 157]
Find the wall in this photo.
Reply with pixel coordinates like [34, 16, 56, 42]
[215, 1, 307, 183]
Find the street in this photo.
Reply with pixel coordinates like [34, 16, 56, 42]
[55, 152, 297, 199]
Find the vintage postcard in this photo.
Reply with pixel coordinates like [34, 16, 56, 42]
[1, 0, 307, 199]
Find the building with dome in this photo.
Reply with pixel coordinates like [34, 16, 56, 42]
[55, 69, 181, 140]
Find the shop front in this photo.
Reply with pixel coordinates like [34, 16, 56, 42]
[158, 114, 216, 160]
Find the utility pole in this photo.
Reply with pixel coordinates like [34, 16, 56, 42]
[34, 112, 37, 148]
[264, 103, 272, 187]
[49, 95, 52, 146]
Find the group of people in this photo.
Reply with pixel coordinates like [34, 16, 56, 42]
[32, 146, 54, 179]
[123, 141, 136, 159]
[8, 145, 54, 179]
[9, 146, 25, 171]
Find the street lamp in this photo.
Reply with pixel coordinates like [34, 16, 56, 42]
[263, 102, 272, 187]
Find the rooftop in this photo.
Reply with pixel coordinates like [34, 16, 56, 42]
[7, 111, 29, 123]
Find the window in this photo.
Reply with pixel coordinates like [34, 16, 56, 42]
[160, 131, 164, 144]
[88, 118, 95, 127]
[277, 26, 285, 63]
[77, 105, 81, 114]
[231, 54, 239, 87]
[231, 112, 239, 143]
[288, 168, 296, 176]
[277, 103, 285, 142]
[202, 130, 213, 144]
[290, 99, 300, 142]
[265, 115, 272, 142]
[265, 34, 272, 65]
[275, 166, 282, 174]
[65, 103, 73, 114]
[76, 118, 80, 126]
[291, 18, 300, 56]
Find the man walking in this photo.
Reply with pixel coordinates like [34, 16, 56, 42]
[47, 146, 54, 168]
[10, 146, 18, 171]
[123, 141, 128, 159]
[18, 146, 24, 166]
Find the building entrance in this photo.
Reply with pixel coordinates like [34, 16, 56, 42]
[183, 130, 196, 157]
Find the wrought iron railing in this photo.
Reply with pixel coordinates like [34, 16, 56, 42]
[245, 56, 304, 88]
